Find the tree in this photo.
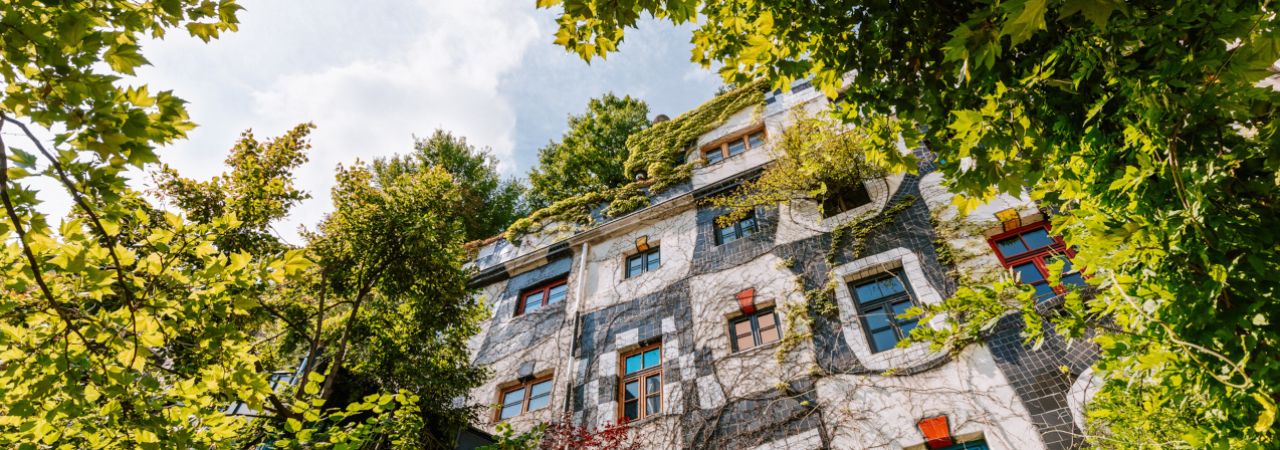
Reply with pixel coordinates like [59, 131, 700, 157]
[527, 93, 650, 209]
[154, 123, 314, 254]
[0, 1, 429, 448]
[373, 130, 527, 242]
[541, 0, 1280, 447]
[297, 161, 489, 448]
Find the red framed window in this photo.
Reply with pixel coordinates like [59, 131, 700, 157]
[496, 376, 553, 421]
[987, 222, 1086, 302]
[516, 277, 568, 316]
[619, 343, 662, 422]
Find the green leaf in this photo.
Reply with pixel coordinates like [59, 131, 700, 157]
[103, 44, 151, 75]
[1060, 0, 1123, 29]
[1254, 393, 1276, 433]
[286, 418, 302, 433]
[1001, 0, 1049, 46]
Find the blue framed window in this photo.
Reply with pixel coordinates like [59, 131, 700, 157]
[850, 270, 919, 353]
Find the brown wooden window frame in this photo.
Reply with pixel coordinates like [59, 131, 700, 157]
[516, 277, 568, 316]
[986, 221, 1085, 302]
[495, 376, 554, 421]
[729, 308, 781, 352]
[618, 342, 663, 422]
[701, 127, 766, 165]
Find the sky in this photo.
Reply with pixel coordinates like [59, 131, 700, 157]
[125, 0, 722, 243]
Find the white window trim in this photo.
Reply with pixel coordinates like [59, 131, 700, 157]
[831, 247, 946, 370]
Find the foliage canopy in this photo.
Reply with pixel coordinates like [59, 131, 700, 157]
[542, 0, 1280, 447]
[528, 93, 650, 209]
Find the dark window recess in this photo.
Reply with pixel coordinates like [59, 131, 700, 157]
[625, 247, 661, 279]
[850, 271, 919, 353]
[730, 308, 781, 352]
[714, 211, 758, 245]
[820, 181, 872, 218]
[620, 343, 662, 422]
[988, 222, 1085, 302]
[516, 277, 568, 316]
[497, 377, 553, 420]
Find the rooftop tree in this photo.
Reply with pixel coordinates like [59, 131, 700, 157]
[540, 0, 1280, 447]
[527, 93, 650, 209]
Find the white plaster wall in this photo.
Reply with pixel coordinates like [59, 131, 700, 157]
[817, 345, 1045, 450]
[687, 252, 817, 405]
[918, 171, 1040, 281]
[580, 209, 699, 313]
[467, 319, 577, 434]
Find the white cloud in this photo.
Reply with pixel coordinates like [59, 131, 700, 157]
[136, 0, 540, 242]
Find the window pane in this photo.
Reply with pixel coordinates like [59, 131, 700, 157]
[756, 312, 775, 329]
[1051, 255, 1074, 273]
[645, 375, 661, 394]
[501, 403, 522, 419]
[739, 217, 757, 236]
[623, 400, 639, 421]
[643, 348, 661, 368]
[624, 381, 639, 401]
[718, 226, 738, 244]
[1012, 263, 1045, 283]
[736, 334, 756, 351]
[523, 298, 542, 313]
[996, 237, 1029, 258]
[1032, 283, 1057, 301]
[625, 355, 642, 375]
[646, 250, 660, 271]
[527, 391, 550, 411]
[899, 319, 919, 336]
[748, 132, 765, 149]
[855, 276, 903, 303]
[645, 395, 661, 416]
[759, 316, 779, 344]
[1021, 228, 1055, 250]
[864, 311, 891, 330]
[502, 388, 525, 407]
[547, 284, 567, 304]
[871, 329, 900, 352]
[705, 148, 725, 164]
[1060, 273, 1087, 288]
[529, 380, 552, 397]
[733, 320, 754, 344]
[727, 139, 746, 156]
[627, 255, 643, 278]
[891, 300, 913, 317]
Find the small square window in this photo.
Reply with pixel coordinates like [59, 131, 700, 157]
[730, 308, 781, 352]
[496, 376, 553, 421]
[714, 211, 759, 245]
[516, 277, 568, 316]
[700, 128, 764, 166]
[625, 247, 661, 279]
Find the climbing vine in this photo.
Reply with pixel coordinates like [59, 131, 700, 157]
[624, 80, 768, 185]
[505, 80, 768, 241]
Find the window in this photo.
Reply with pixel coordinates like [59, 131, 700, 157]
[988, 222, 1085, 302]
[714, 211, 758, 245]
[730, 309, 780, 352]
[820, 181, 872, 218]
[497, 377, 553, 420]
[517, 277, 568, 316]
[702, 128, 766, 164]
[619, 343, 662, 422]
[850, 271, 919, 353]
[940, 440, 989, 450]
[625, 247, 661, 279]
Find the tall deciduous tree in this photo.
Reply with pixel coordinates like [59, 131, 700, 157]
[542, 0, 1280, 447]
[301, 162, 489, 448]
[374, 130, 527, 241]
[527, 93, 650, 209]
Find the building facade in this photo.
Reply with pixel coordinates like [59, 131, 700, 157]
[463, 84, 1098, 450]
